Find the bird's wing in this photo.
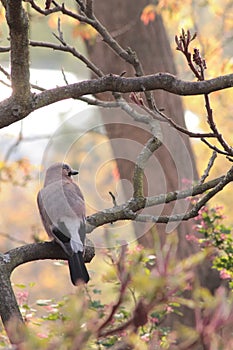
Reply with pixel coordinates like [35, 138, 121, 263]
[63, 181, 86, 220]
[37, 186, 74, 256]
[60, 181, 86, 253]
[37, 190, 53, 238]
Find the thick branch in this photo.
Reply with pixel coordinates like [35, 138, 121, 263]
[5, 0, 30, 100]
[35, 72, 233, 101]
[0, 258, 24, 344]
[133, 137, 162, 198]
[5, 240, 95, 275]
[1, 73, 233, 129]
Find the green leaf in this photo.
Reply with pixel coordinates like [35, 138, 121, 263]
[29, 282, 36, 288]
[15, 283, 26, 289]
[93, 288, 102, 294]
[90, 300, 105, 309]
[43, 313, 60, 321]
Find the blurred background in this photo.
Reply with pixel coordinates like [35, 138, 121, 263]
[0, 0, 233, 305]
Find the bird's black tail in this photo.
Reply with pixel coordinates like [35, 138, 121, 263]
[68, 251, 90, 285]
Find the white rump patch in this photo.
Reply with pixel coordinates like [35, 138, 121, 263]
[60, 216, 83, 252]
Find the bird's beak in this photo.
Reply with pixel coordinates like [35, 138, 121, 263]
[70, 169, 79, 176]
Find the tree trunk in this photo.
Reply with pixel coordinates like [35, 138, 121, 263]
[87, 0, 221, 296]
[0, 258, 25, 344]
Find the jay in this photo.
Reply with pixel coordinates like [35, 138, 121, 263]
[37, 162, 89, 285]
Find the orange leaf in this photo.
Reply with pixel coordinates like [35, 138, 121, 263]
[140, 4, 157, 25]
[73, 23, 97, 42]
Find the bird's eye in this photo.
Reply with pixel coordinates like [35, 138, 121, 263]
[62, 164, 70, 171]
[62, 164, 72, 176]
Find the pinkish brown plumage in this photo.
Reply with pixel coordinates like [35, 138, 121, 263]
[37, 162, 89, 285]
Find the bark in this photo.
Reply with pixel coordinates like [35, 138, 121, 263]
[6, 0, 30, 100]
[0, 256, 25, 344]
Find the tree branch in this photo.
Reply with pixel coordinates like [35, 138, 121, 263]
[136, 98, 216, 138]
[0, 71, 233, 129]
[5, 0, 30, 101]
[5, 240, 95, 275]
[201, 138, 230, 156]
[28, 0, 87, 21]
[204, 93, 233, 155]
[0, 46, 10, 52]
[0, 261, 24, 344]
[199, 151, 217, 184]
[145, 175, 225, 208]
[135, 166, 233, 224]
[133, 137, 162, 198]
[85, 173, 229, 232]
[29, 72, 233, 106]
[29, 40, 103, 78]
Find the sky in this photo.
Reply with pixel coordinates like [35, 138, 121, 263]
[0, 68, 94, 164]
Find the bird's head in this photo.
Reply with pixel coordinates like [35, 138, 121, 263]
[44, 162, 79, 185]
[62, 163, 79, 177]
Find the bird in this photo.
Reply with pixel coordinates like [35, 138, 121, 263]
[37, 162, 90, 285]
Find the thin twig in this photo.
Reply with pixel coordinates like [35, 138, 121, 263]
[201, 138, 230, 156]
[79, 95, 156, 125]
[109, 191, 117, 207]
[3, 132, 51, 162]
[85, 0, 93, 18]
[28, 0, 87, 21]
[0, 65, 11, 80]
[75, 0, 86, 13]
[4, 121, 23, 162]
[0, 80, 11, 88]
[61, 67, 69, 85]
[97, 246, 130, 336]
[133, 94, 216, 139]
[30, 40, 103, 77]
[199, 151, 217, 184]
[176, 29, 233, 155]
[0, 46, 10, 53]
[204, 93, 233, 155]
